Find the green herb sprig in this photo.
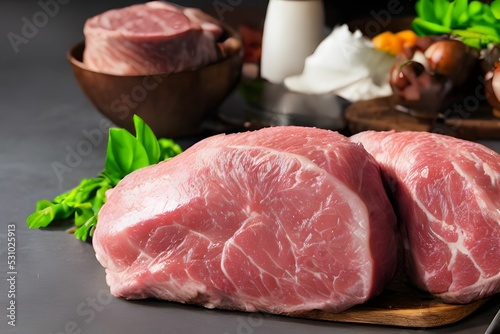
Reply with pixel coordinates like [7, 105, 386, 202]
[26, 115, 182, 241]
[412, 0, 500, 49]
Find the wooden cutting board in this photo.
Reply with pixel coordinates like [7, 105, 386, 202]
[345, 95, 500, 140]
[287, 279, 488, 328]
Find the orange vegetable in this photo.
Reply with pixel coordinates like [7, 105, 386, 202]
[372, 30, 418, 55]
[395, 30, 418, 47]
[372, 31, 403, 55]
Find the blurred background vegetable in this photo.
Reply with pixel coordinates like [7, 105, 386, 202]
[412, 0, 500, 48]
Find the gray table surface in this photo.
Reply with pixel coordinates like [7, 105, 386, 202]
[1, 1, 499, 333]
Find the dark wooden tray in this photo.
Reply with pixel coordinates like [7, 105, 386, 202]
[345, 95, 500, 140]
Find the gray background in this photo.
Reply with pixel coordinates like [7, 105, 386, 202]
[0, 1, 499, 333]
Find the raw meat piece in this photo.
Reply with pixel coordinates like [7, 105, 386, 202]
[93, 126, 397, 314]
[350, 130, 500, 304]
[83, 1, 223, 75]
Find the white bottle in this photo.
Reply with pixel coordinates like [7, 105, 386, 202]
[260, 0, 325, 84]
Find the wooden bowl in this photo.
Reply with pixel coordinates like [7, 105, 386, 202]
[68, 27, 243, 138]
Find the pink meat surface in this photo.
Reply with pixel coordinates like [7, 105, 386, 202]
[83, 1, 223, 75]
[350, 130, 500, 304]
[93, 126, 397, 314]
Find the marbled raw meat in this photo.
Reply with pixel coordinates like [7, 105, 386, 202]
[350, 130, 500, 303]
[83, 1, 223, 75]
[93, 126, 397, 314]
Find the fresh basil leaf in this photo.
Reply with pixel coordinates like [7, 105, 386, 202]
[27, 202, 73, 229]
[492, 0, 500, 19]
[434, 0, 449, 22]
[92, 182, 111, 212]
[35, 199, 54, 211]
[26, 211, 53, 229]
[74, 216, 97, 242]
[468, 1, 484, 18]
[467, 25, 499, 38]
[442, 2, 455, 28]
[452, 28, 500, 48]
[133, 114, 161, 165]
[461, 37, 482, 49]
[457, 10, 470, 27]
[416, 0, 437, 23]
[73, 178, 105, 203]
[480, 6, 497, 25]
[159, 138, 183, 161]
[74, 203, 94, 228]
[53, 190, 72, 204]
[412, 17, 451, 36]
[452, 0, 469, 27]
[104, 128, 150, 186]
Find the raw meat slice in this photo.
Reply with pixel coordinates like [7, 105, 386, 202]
[93, 126, 397, 314]
[83, 1, 223, 75]
[350, 130, 500, 304]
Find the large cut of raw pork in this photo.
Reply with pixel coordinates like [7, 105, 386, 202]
[350, 130, 500, 304]
[93, 126, 397, 314]
[83, 1, 223, 75]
